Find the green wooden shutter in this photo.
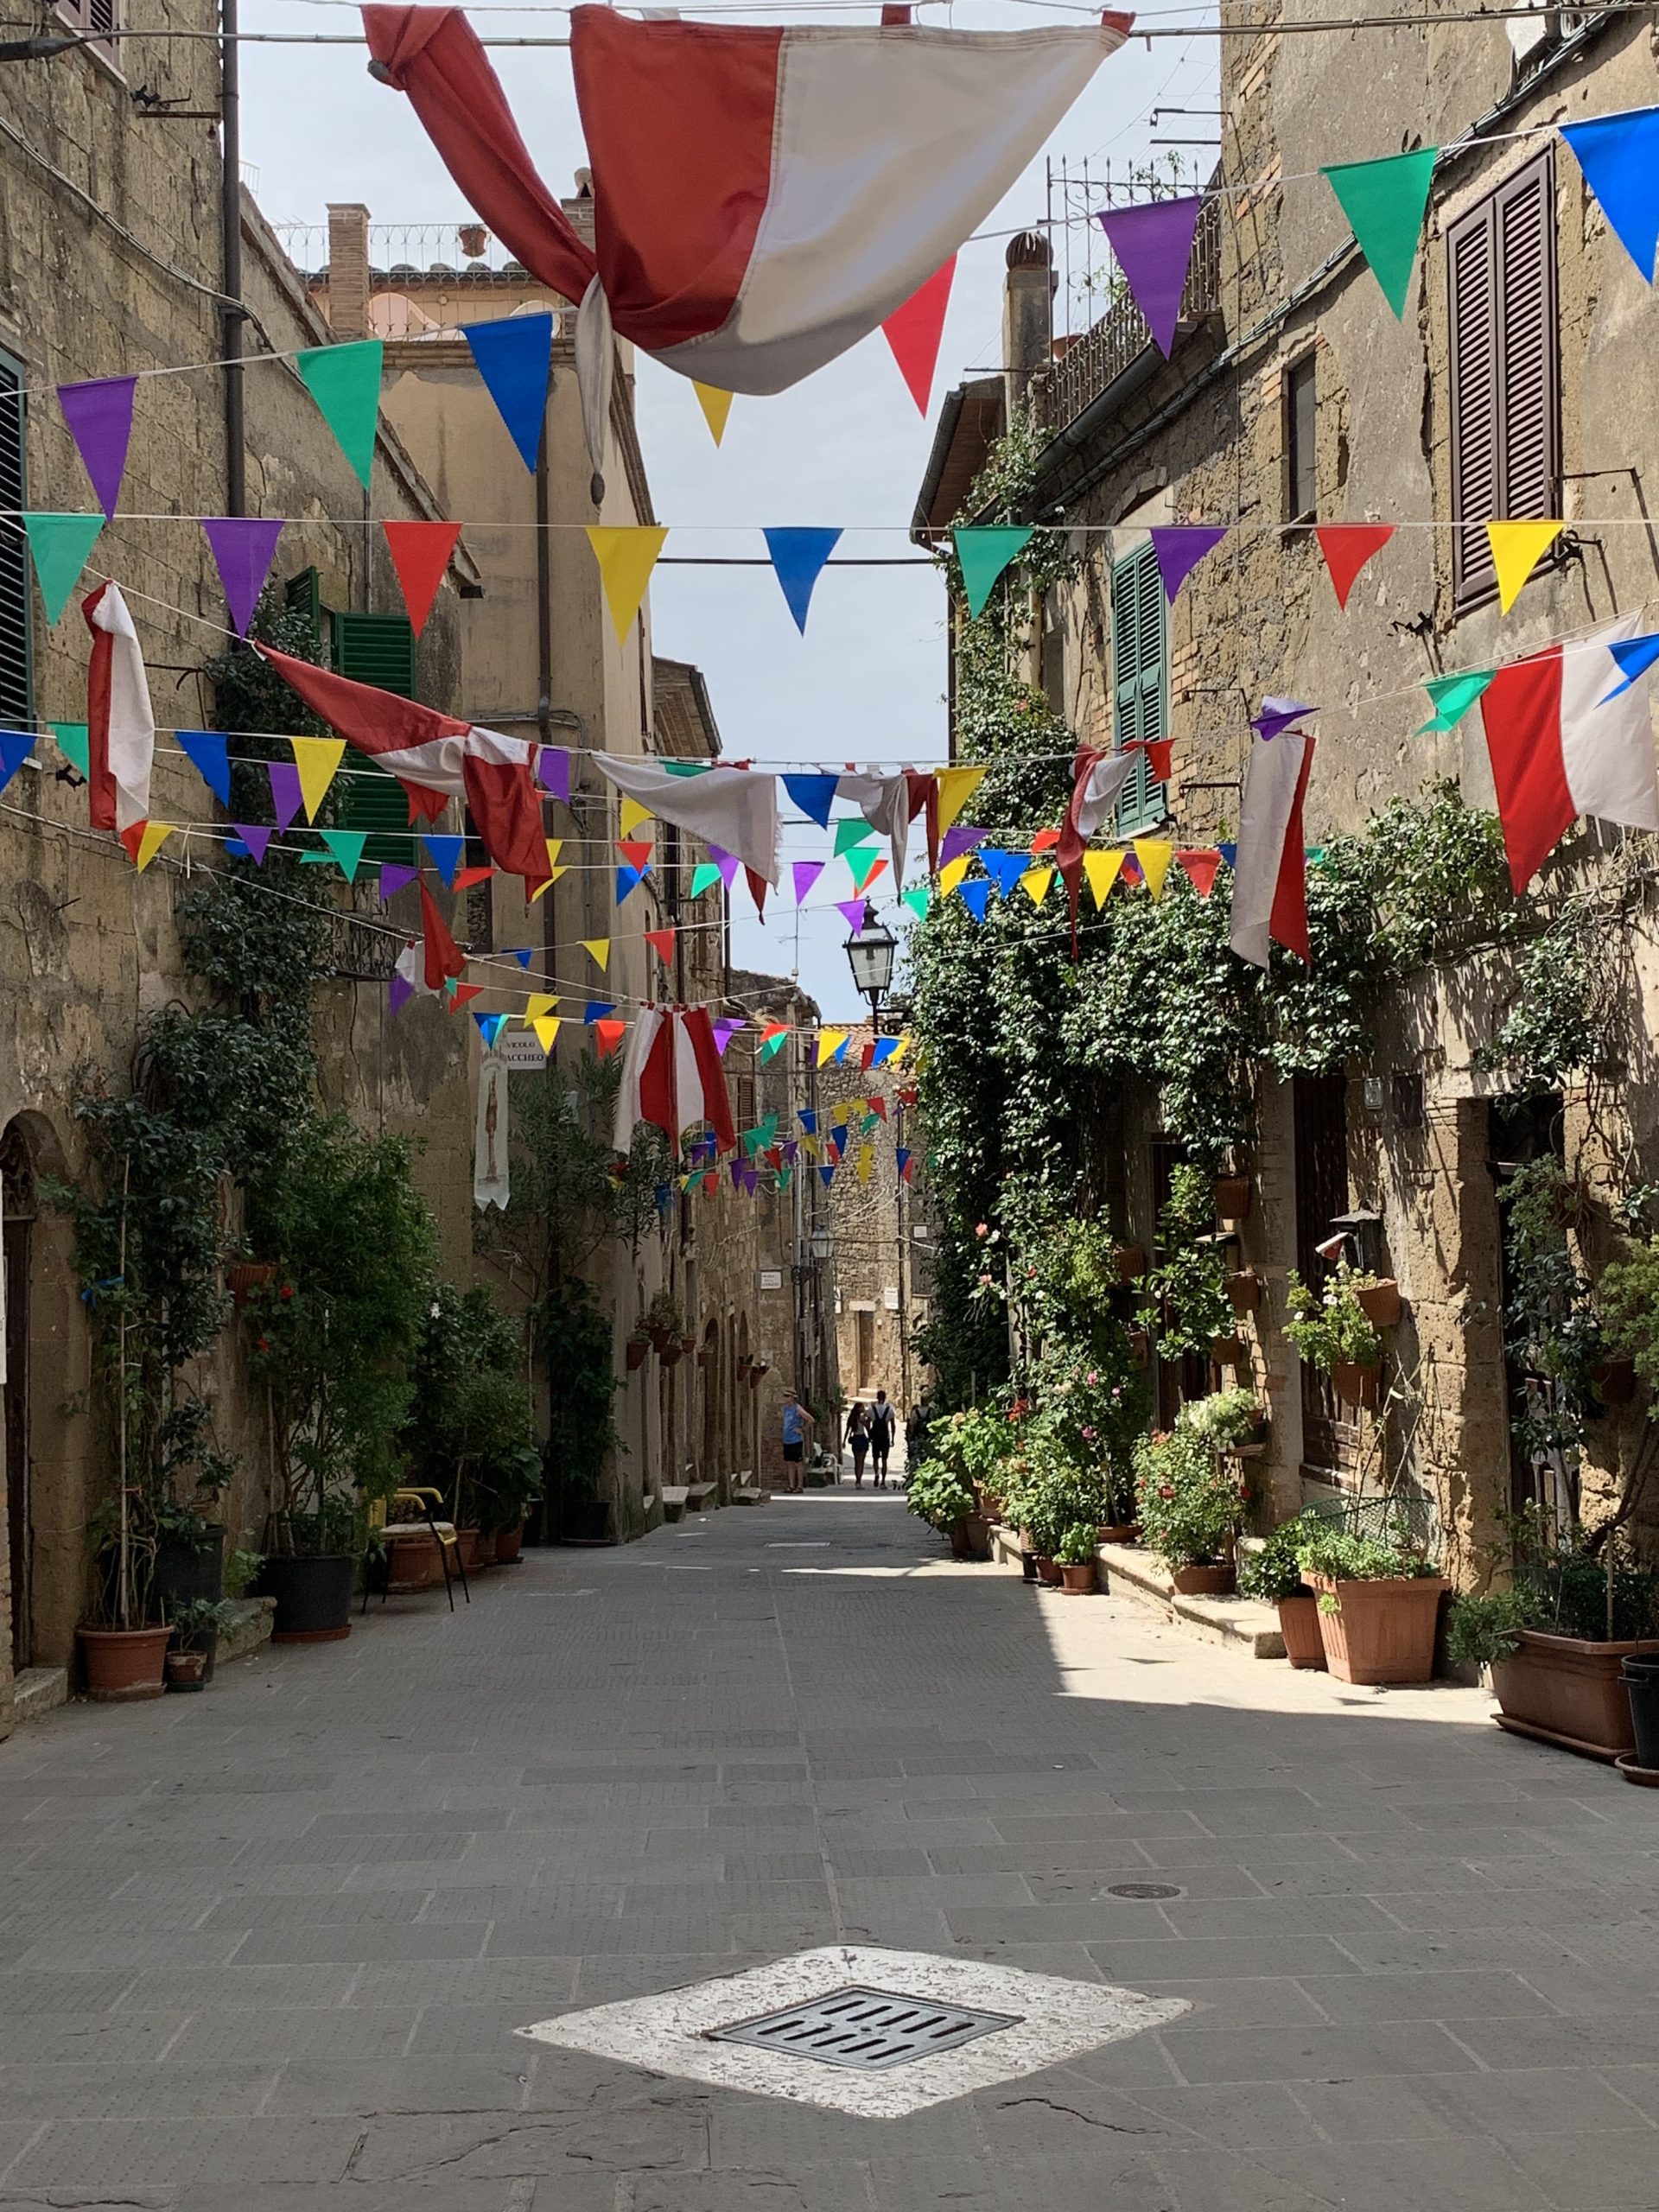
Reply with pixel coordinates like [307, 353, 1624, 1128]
[1111, 540, 1166, 834]
[334, 611, 419, 860]
[284, 566, 323, 653]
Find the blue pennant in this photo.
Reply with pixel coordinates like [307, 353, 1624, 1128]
[177, 728, 231, 805]
[1217, 842, 1238, 870]
[1604, 632, 1659, 699]
[616, 863, 651, 904]
[958, 880, 993, 923]
[1561, 109, 1659, 282]
[0, 729, 34, 795]
[783, 773, 840, 828]
[763, 527, 842, 634]
[462, 312, 554, 471]
[583, 1001, 616, 1024]
[422, 833, 465, 887]
[980, 849, 1028, 899]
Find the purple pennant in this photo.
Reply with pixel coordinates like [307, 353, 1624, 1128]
[203, 517, 284, 635]
[1150, 524, 1226, 603]
[388, 973, 414, 1016]
[537, 745, 571, 804]
[1252, 696, 1314, 741]
[729, 1159, 744, 1190]
[711, 1019, 742, 1057]
[792, 860, 824, 906]
[1096, 195, 1205, 358]
[59, 376, 137, 519]
[741, 1164, 760, 1195]
[378, 861, 419, 900]
[226, 823, 272, 864]
[836, 898, 867, 931]
[268, 759, 303, 833]
[940, 822, 988, 866]
[709, 844, 741, 890]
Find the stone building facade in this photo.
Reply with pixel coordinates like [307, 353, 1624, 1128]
[918, 7, 1659, 1583]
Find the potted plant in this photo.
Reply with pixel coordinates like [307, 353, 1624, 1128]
[1285, 1263, 1385, 1410]
[1212, 1170, 1253, 1221]
[645, 1287, 683, 1354]
[1179, 1386, 1268, 1457]
[1133, 1426, 1245, 1595]
[1295, 1520, 1446, 1684]
[536, 1276, 623, 1544]
[626, 1331, 649, 1372]
[1055, 1523, 1099, 1594]
[1239, 1513, 1326, 1668]
[408, 1284, 538, 1568]
[1026, 1344, 1148, 1541]
[166, 1595, 236, 1689]
[1137, 1166, 1236, 1366]
[1224, 1268, 1261, 1315]
[905, 1459, 986, 1560]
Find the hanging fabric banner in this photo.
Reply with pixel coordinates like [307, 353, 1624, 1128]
[1149, 524, 1226, 602]
[23, 513, 103, 624]
[594, 750, 779, 883]
[474, 1051, 511, 1209]
[882, 256, 956, 414]
[1322, 146, 1438, 317]
[955, 526, 1034, 618]
[296, 339, 384, 487]
[177, 728, 231, 804]
[84, 582, 155, 836]
[1488, 519, 1564, 613]
[384, 519, 462, 635]
[463, 312, 554, 470]
[419, 877, 467, 988]
[203, 516, 284, 636]
[1096, 194, 1205, 356]
[763, 527, 842, 632]
[693, 382, 733, 445]
[1315, 523, 1395, 611]
[1560, 109, 1659, 281]
[1230, 731, 1313, 969]
[587, 525, 668, 641]
[58, 377, 136, 519]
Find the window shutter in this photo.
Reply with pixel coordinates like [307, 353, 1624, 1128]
[1449, 195, 1499, 607]
[334, 611, 419, 858]
[0, 357, 29, 730]
[1111, 539, 1166, 833]
[284, 566, 323, 652]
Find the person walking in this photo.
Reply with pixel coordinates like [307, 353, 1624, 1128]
[779, 1389, 814, 1495]
[869, 1389, 896, 1489]
[844, 1400, 871, 1487]
[905, 1395, 933, 1484]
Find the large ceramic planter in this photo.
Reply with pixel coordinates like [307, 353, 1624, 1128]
[1033, 1555, 1063, 1586]
[1170, 1561, 1236, 1597]
[1489, 1630, 1659, 1761]
[385, 1535, 446, 1591]
[494, 1522, 524, 1565]
[1059, 1560, 1097, 1595]
[256, 1554, 356, 1643]
[78, 1624, 169, 1701]
[1278, 1593, 1327, 1670]
[948, 1514, 992, 1563]
[1309, 1573, 1448, 1685]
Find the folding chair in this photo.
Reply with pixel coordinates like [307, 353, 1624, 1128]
[364, 1486, 470, 1612]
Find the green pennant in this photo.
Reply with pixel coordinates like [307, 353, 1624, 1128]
[302, 829, 369, 880]
[1322, 147, 1439, 318]
[777, 1166, 793, 1193]
[23, 513, 104, 623]
[663, 760, 711, 777]
[296, 339, 384, 488]
[901, 885, 931, 918]
[759, 1030, 788, 1063]
[1417, 669, 1493, 732]
[851, 848, 887, 894]
[833, 817, 879, 859]
[52, 721, 90, 778]
[954, 525, 1035, 619]
[690, 861, 721, 897]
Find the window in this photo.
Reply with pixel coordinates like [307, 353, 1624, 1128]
[0, 353, 29, 731]
[1448, 151, 1559, 613]
[56, 0, 118, 60]
[1110, 538, 1166, 833]
[334, 609, 418, 864]
[1285, 353, 1318, 524]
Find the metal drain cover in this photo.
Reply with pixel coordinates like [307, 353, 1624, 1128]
[1106, 1882, 1183, 1900]
[708, 1985, 1022, 2071]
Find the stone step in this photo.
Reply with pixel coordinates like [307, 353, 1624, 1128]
[12, 1666, 68, 1724]
[989, 1525, 1285, 1660]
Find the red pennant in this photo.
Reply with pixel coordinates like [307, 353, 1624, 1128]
[860, 1043, 875, 1070]
[1129, 736, 1174, 781]
[645, 926, 676, 962]
[745, 865, 769, 919]
[1176, 847, 1221, 898]
[383, 520, 462, 637]
[868, 1096, 887, 1120]
[897, 1085, 918, 1108]
[594, 1017, 627, 1058]
[1314, 524, 1395, 613]
[616, 839, 653, 872]
[881, 257, 956, 415]
[1029, 827, 1061, 854]
[702, 1169, 719, 1195]
[419, 878, 466, 990]
[454, 864, 494, 889]
[118, 822, 146, 864]
[450, 982, 483, 1008]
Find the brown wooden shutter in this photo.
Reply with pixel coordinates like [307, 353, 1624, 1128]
[1449, 194, 1499, 607]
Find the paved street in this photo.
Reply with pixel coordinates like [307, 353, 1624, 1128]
[2, 1491, 1657, 2211]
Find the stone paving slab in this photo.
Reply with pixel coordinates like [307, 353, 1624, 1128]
[1, 1489, 1656, 2209]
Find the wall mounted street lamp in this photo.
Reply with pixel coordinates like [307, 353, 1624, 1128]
[810, 1222, 833, 1264]
[842, 901, 898, 1020]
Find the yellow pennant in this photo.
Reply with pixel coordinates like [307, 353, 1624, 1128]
[582, 938, 611, 972]
[619, 795, 652, 837]
[1083, 849, 1124, 908]
[545, 836, 563, 868]
[938, 854, 971, 899]
[935, 765, 988, 836]
[1487, 519, 1563, 613]
[132, 820, 175, 873]
[522, 993, 558, 1025]
[1020, 864, 1054, 906]
[801, 1135, 818, 1164]
[529, 863, 568, 904]
[856, 1142, 875, 1184]
[531, 1016, 561, 1053]
[693, 384, 733, 446]
[1133, 838, 1175, 899]
[586, 524, 668, 642]
[290, 735, 346, 823]
[817, 1028, 849, 1068]
[888, 1034, 911, 1065]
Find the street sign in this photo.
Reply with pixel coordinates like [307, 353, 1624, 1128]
[499, 1032, 550, 1071]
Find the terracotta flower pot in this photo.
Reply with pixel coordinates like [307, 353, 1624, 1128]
[661, 1344, 683, 1368]
[1308, 1573, 1448, 1685]
[1278, 1592, 1327, 1669]
[1170, 1561, 1236, 1597]
[948, 1514, 992, 1562]
[1491, 1630, 1659, 1760]
[457, 1527, 482, 1571]
[1116, 1244, 1147, 1282]
[680, 1334, 696, 1357]
[1332, 1359, 1381, 1411]
[78, 1624, 169, 1701]
[165, 1647, 209, 1692]
[1211, 1335, 1249, 1368]
[1593, 1357, 1637, 1406]
[1034, 1555, 1062, 1586]
[1224, 1269, 1261, 1315]
[228, 1260, 277, 1308]
[626, 1336, 649, 1371]
[1355, 1280, 1402, 1328]
[494, 1522, 524, 1565]
[1098, 1522, 1141, 1546]
[646, 1322, 672, 1354]
[1212, 1174, 1253, 1221]
[1059, 1560, 1097, 1594]
[385, 1534, 446, 1590]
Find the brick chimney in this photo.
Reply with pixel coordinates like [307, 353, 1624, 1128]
[326, 203, 372, 340]
[1002, 230, 1054, 413]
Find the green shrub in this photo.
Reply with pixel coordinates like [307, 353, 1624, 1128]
[1237, 1511, 1322, 1605]
[906, 1460, 976, 1535]
[1132, 1428, 1244, 1569]
[1284, 1264, 1382, 1373]
[1178, 1387, 1266, 1452]
[1446, 1589, 1539, 1668]
[1055, 1523, 1098, 1567]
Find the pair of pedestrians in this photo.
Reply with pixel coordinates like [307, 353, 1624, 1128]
[845, 1391, 897, 1487]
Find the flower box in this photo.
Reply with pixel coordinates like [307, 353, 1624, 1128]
[1308, 1573, 1448, 1685]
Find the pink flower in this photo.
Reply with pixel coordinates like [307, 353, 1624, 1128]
[1086, 1370, 1098, 1385]
[976, 1223, 989, 1238]
[1158, 1485, 1174, 1500]
[1081, 1426, 1096, 1440]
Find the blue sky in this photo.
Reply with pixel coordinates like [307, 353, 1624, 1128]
[244, 1, 1214, 1019]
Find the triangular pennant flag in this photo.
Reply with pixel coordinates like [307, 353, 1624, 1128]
[940, 820, 988, 865]
[1218, 842, 1237, 869]
[1561, 110, 1659, 281]
[203, 517, 283, 635]
[690, 861, 722, 897]
[296, 339, 384, 486]
[507, 946, 534, 969]
[454, 864, 493, 890]
[1252, 699, 1314, 741]
[958, 880, 993, 921]
[594, 1018, 626, 1057]
[587, 525, 668, 641]
[882, 256, 956, 412]
[1487, 520, 1564, 613]
[856, 1142, 875, 1184]
[584, 1000, 616, 1023]
[474, 1011, 510, 1049]
[645, 926, 676, 962]
[1020, 863, 1054, 906]
[463, 313, 553, 470]
[529, 864, 568, 904]
[1322, 147, 1438, 317]
[315, 829, 368, 880]
[582, 938, 611, 971]
[784, 772, 839, 827]
[1604, 632, 1659, 699]
[798, 1108, 817, 1135]
[619, 795, 652, 838]
[663, 760, 710, 778]
[792, 860, 824, 905]
[0, 729, 32, 794]
[1150, 525, 1226, 602]
[760, 1023, 789, 1063]
[537, 747, 571, 805]
[1315, 524, 1395, 611]
[935, 766, 988, 836]
[777, 1165, 793, 1193]
[53, 721, 90, 778]
[22, 514, 103, 623]
[1096, 194, 1205, 356]
[616, 837, 653, 872]
[836, 897, 868, 931]
[1129, 735, 1176, 782]
[896, 1147, 913, 1183]
[1177, 847, 1222, 898]
[383, 519, 461, 636]
[451, 983, 483, 1008]
[522, 994, 557, 1025]
[938, 855, 971, 899]
[422, 833, 465, 886]
[1133, 838, 1176, 899]
[532, 1015, 561, 1052]
[763, 527, 842, 633]
[901, 885, 930, 918]
[980, 849, 1028, 899]
[289, 735, 345, 823]
[819, 1163, 836, 1188]
[268, 760, 303, 833]
[954, 526, 1035, 620]
[834, 816, 880, 859]
[58, 378, 136, 519]
[712, 1019, 742, 1057]
[870, 1038, 900, 1068]
[176, 728, 230, 805]
[1030, 827, 1061, 854]
[1418, 670, 1494, 732]
[709, 845, 741, 888]
[615, 863, 649, 904]
[129, 820, 175, 873]
[378, 861, 418, 899]
[693, 382, 733, 445]
[850, 852, 888, 896]
[1083, 849, 1124, 907]
[832, 1035, 852, 1064]
[229, 823, 273, 864]
[817, 1029, 849, 1068]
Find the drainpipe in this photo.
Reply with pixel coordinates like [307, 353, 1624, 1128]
[535, 386, 553, 743]
[219, 0, 245, 516]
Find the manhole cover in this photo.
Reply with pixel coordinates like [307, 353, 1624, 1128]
[1105, 1882, 1183, 1900]
[707, 1985, 1022, 2071]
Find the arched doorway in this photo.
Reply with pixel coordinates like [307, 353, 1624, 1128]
[2, 1120, 36, 1674]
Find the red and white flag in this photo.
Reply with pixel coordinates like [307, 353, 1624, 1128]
[257, 645, 550, 891]
[84, 582, 155, 835]
[1056, 744, 1135, 951]
[1230, 731, 1313, 969]
[613, 1007, 737, 1158]
[1478, 614, 1659, 891]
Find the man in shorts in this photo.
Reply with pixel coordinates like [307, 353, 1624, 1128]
[869, 1389, 897, 1488]
[780, 1389, 814, 1493]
